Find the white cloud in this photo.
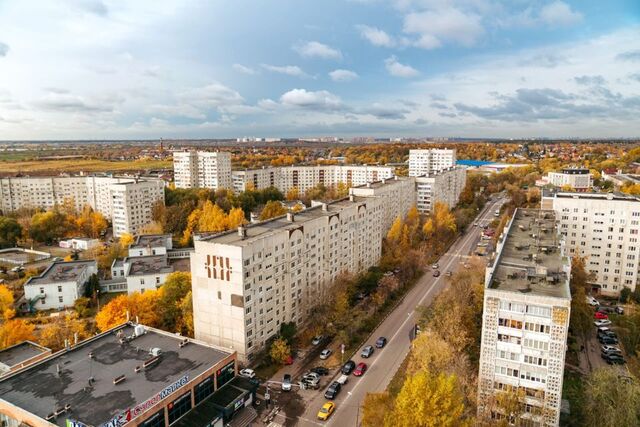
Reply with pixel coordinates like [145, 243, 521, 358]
[329, 69, 359, 82]
[232, 63, 256, 75]
[293, 41, 342, 60]
[181, 82, 244, 107]
[280, 89, 342, 110]
[356, 25, 395, 47]
[260, 64, 310, 78]
[540, 1, 582, 26]
[384, 56, 419, 78]
[0, 42, 8, 57]
[403, 7, 484, 48]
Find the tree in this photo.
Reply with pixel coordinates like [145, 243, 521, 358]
[286, 186, 300, 201]
[177, 291, 194, 337]
[37, 313, 90, 351]
[388, 371, 471, 427]
[269, 337, 291, 364]
[279, 321, 297, 345]
[0, 319, 36, 349]
[119, 233, 135, 248]
[84, 273, 100, 299]
[75, 206, 108, 238]
[0, 216, 22, 248]
[227, 207, 247, 229]
[584, 367, 640, 427]
[95, 289, 162, 331]
[0, 285, 15, 320]
[260, 200, 287, 220]
[74, 297, 92, 318]
[158, 272, 191, 331]
[362, 392, 393, 427]
[387, 216, 403, 242]
[29, 210, 69, 243]
[139, 221, 164, 235]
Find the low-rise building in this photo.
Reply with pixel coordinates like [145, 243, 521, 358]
[128, 234, 173, 257]
[537, 168, 592, 191]
[415, 166, 467, 214]
[478, 208, 571, 427]
[0, 341, 51, 377]
[59, 238, 101, 251]
[23, 260, 97, 311]
[0, 322, 246, 427]
[112, 255, 174, 294]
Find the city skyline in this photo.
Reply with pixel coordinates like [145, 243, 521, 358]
[0, 1, 638, 139]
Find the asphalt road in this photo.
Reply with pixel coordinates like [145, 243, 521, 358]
[274, 196, 506, 426]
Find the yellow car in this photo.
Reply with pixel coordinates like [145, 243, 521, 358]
[317, 402, 335, 420]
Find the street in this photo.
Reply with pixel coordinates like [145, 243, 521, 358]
[268, 195, 505, 426]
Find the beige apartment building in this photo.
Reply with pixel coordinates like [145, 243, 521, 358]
[415, 166, 467, 214]
[173, 150, 233, 190]
[408, 148, 456, 177]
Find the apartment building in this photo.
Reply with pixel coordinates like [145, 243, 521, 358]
[190, 179, 414, 361]
[408, 148, 456, 177]
[173, 151, 233, 190]
[542, 191, 640, 296]
[0, 176, 165, 237]
[24, 260, 98, 311]
[538, 168, 592, 191]
[478, 209, 571, 427]
[415, 166, 467, 214]
[110, 180, 165, 237]
[231, 165, 395, 194]
[349, 176, 416, 230]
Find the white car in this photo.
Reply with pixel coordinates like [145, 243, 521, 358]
[312, 335, 325, 346]
[594, 319, 612, 327]
[319, 349, 332, 360]
[601, 345, 621, 354]
[432, 264, 439, 270]
[586, 295, 599, 306]
[239, 368, 256, 379]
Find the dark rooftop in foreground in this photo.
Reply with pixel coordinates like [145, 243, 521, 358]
[0, 323, 232, 427]
[488, 208, 570, 299]
[0, 341, 50, 369]
[25, 260, 96, 286]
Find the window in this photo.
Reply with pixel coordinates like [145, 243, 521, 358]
[58, 296, 63, 303]
[40, 287, 45, 294]
[139, 409, 165, 427]
[167, 391, 192, 424]
[140, 278, 145, 285]
[194, 377, 214, 405]
[57, 285, 62, 293]
[156, 276, 160, 284]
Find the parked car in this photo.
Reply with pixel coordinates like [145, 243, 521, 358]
[311, 366, 329, 376]
[324, 381, 342, 399]
[594, 311, 609, 320]
[341, 360, 356, 375]
[375, 337, 387, 348]
[601, 345, 622, 356]
[616, 306, 624, 315]
[445, 271, 453, 277]
[360, 345, 374, 358]
[598, 330, 617, 340]
[603, 354, 626, 365]
[282, 374, 292, 391]
[586, 295, 599, 306]
[312, 335, 325, 346]
[594, 319, 612, 327]
[336, 374, 349, 385]
[317, 402, 335, 421]
[432, 270, 440, 277]
[239, 368, 256, 379]
[353, 362, 367, 376]
[432, 263, 439, 270]
[319, 349, 332, 360]
[597, 326, 612, 336]
[302, 372, 320, 389]
[600, 336, 619, 345]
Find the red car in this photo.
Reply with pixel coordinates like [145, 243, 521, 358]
[353, 362, 367, 376]
[594, 311, 609, 320]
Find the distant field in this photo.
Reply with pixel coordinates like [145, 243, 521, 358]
[0, 159, 172, 174]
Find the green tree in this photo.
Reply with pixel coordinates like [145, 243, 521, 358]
[158, 272, 191, 331]
[83, 273, 100, 299]
[29, 210, 69, 243]
[269, 337, 291, 364]
[279, 321, 297, 345]
[0, 216, 22, 248]
[584, 367, 640, 427]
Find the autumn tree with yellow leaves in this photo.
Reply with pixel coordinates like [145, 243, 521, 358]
[259, 200, 287, 220]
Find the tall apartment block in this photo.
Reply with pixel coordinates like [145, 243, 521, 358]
[0, 176, 165, 237]
[478, 208, 571, 427]
[190, 178, 412, 361]
[173, 150, 233, 190]
[231, 165, 395, 194]
[542, 191, 640, 296]
[408, 148, 456, 177]
[415, 166, 466, 214]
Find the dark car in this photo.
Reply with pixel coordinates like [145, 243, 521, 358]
[604, 354, 626, 365]
[616, 306, 624, 315]
[600, 336, 619, 345]
[324, 381, 342, 399]
[375, 337, 387, 348]
[432, 270, 440, 277]
[341, 360, 356, 375]
[311, 366, 329, 376]
[360, 345, 374, 358]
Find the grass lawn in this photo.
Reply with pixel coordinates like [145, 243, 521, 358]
[0, 158, 171, 174]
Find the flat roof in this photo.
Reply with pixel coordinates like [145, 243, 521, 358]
[350, 176, 412, 190]
[124, 255, 173, 276]
[552, 191, 640, 202]
[130, 234, 171, 249]
[0, 323, 232, 427]
[488, 208, 570, 299]
[197, 196, 370, 247]
[25, 260, 96, 286]
[0, 341, 50, 368]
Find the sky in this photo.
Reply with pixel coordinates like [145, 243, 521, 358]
[0, 0, 639, 140]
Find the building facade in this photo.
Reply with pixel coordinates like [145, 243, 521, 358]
[478, 209, 571, 427]
[414, 166, 467, 214]
[542, 191, 640, 296]
[349, 177, 416, 230]
[173, 151, 233, 190]
[24, 260, 97, 311]
[0, 176, 165, 237]
[191, 177, 413, 361]
[408, 149, 456, 177]
[538, 168, 592, 191]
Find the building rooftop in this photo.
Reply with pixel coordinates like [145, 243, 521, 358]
[349, 176, 412, 190]
[124, 255, 173, 276]
[130, 234, 172, 249]
[0, 323, 232, 427]
[0, 341, 50, 369]
[488, 208, 570, 299]
[25, 260, 96, 286]
[552, 191, 640, 202]
[559, 167, 590, 175]
[197, 195, 370, 247]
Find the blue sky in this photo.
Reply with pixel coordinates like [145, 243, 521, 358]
[0, 0, 639, 139]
